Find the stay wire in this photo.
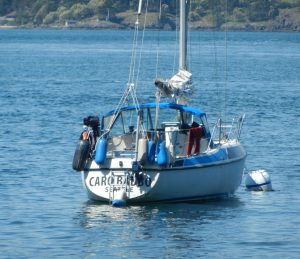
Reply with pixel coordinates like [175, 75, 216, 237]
[172, 0, 179, 75]
[224, 0, 228, 124]
[108, 10, 141, 130]
[135, 0, 149, 99]
[155, 0, 162, 79]
[211, 1, 220, 120]
[187, 0, 192, 73]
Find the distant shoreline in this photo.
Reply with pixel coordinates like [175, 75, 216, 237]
[1, 21, 299, 32]
[1, 2, 299, 33]
[1, 24, 299, 32]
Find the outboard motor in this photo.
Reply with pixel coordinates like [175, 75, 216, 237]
[83, 116, 100, 150]
[72, 115, 100, 171]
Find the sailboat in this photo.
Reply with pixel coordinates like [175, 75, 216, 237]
[72, 0, 246, 206]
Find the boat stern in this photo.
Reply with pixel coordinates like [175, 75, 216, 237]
[81, 160, 159, 203]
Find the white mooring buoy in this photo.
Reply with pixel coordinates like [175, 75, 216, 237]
[245, 169, 272, 191]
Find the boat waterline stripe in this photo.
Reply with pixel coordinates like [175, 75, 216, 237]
[85, 155, 246, 172]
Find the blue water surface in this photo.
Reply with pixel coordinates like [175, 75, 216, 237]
[0, 29, 299, 258]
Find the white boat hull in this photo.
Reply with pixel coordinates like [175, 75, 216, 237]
[81, 144, 246, 204]
[72, 0, 247, 206]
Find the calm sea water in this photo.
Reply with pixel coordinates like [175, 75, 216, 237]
[0, 29, 299, 258]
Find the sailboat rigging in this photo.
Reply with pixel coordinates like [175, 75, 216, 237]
[72, 0, 246, 206]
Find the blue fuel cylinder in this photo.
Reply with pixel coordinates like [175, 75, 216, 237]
[157, 141, 168, 166]
[147, 140, 156, 163]
[95, 139, 107, 165]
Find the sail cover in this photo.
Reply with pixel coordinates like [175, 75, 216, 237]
[154, 69, 192, 101]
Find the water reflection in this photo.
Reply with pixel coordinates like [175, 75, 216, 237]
[79, 198, 244, 226]
[75, 198, 245, 257]
[78, 198, 244, 233]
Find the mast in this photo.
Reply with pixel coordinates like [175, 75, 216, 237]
[154, 0, 192, 104]
[179, 0, 188, 70]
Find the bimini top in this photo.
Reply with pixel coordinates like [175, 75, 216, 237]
[103, 102, 206, 118]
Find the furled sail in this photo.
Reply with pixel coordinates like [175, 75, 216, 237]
[154, 69, 192, 102]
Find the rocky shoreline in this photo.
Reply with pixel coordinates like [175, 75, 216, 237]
[1, 23, 299, 32]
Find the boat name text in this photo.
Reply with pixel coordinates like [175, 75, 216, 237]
[89, 175, 152, 189]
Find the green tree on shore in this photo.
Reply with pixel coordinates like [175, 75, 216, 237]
[0, 0, 299, 30]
